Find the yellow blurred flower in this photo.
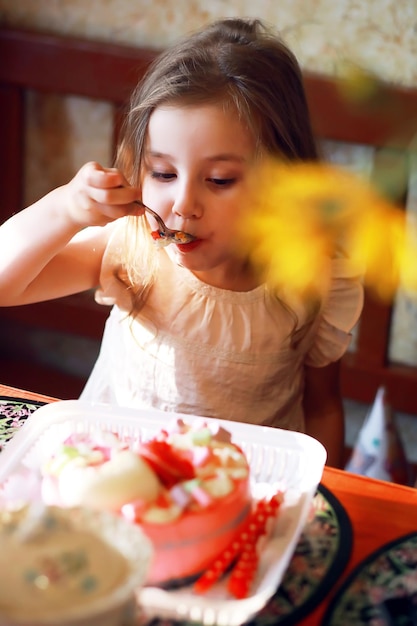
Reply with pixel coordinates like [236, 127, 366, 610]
[239, 159, 417, 302]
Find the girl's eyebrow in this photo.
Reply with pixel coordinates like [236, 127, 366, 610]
[148, 150, 247, 163]
[207, 154, 247, 163]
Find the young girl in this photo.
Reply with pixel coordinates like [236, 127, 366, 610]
[0, 18, 363, 467]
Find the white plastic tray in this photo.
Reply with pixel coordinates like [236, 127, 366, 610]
[0, 400, 327, 626]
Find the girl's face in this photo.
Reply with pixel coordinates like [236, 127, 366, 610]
[141, 103, 260, 290]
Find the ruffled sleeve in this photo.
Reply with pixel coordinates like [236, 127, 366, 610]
[305, 257, 364, 367]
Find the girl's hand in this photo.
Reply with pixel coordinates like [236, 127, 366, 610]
[64, 162, 144, 227]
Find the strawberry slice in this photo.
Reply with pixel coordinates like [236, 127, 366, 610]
[139, 440, 196, 488]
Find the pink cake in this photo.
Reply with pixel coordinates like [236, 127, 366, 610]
[40, 419, 252, 586]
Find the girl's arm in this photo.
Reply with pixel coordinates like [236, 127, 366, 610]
[0, 162, 142, 306]
[303, 360, 345, 469]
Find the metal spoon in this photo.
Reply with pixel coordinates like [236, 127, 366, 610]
[134, 200, 197, 245]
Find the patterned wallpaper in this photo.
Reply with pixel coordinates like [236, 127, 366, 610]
[1, 0, 417, 366]
[1, 0, 416, 86]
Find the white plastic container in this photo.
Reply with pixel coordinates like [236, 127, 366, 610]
[0, 400, 327, 626]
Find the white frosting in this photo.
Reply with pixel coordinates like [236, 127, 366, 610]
[54, 450, 161, 511]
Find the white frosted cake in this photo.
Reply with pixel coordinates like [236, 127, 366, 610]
[40, 419, 252, 586]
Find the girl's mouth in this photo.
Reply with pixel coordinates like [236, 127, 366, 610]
[177, 239, 201, 252]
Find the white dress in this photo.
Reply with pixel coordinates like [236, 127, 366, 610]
[80, 221, 363, 432]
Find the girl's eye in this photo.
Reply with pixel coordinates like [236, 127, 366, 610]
[208, 178, 236, 187]
[151, 171, 176, 181]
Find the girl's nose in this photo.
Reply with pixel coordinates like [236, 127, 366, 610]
[172, 183, 203, 219]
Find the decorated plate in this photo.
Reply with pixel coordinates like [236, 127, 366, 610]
[0, 396, 46, 450]
[322, 532, 417, 625]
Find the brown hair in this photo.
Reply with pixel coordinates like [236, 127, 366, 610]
[115, 18, 319, 310]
